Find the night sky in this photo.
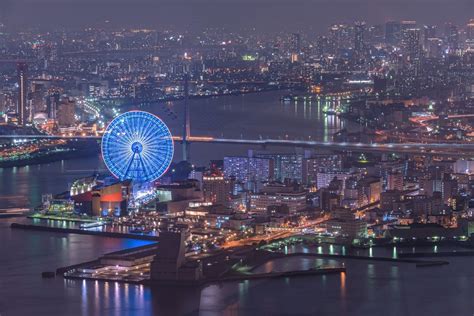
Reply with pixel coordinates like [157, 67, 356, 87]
[1, 0, 473, 31]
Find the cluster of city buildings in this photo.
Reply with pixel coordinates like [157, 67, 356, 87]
[1, 19, 473, 132]
[36, 142, 474, 248]
[1, 19, 474, 250]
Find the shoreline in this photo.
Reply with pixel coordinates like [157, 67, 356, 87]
[10, 222, 159, 241]
[0, 142, 100, 169]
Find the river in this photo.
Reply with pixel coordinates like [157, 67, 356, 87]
[3, 91, 472, 315]
[0, 90, 346, 209]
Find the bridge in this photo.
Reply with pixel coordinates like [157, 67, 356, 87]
[0, 134, 472, 156]
[1, 71, 472, 157]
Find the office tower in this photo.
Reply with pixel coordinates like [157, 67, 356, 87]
[56, 98, 76, 127]
[402, 28, 422, 74]
[467, 19, 474, 41]
[445, 23, 459, 53]
[387, 171, 404, 191]
[30, 82, 46, 117]
[385, 21, 402, 45]
[202, 170, 233, 205]
[316, 36, 329, 56]
[328, 24, 351, 53]
[46, 91, 60, 119]
[357, 177, 382, 206]
[17, 62, 28, 126]
[366, 24, 385, 45]
[422, 25, 437, 49]
[292, 33, 301, 54]
[401, 20, 417, 32]
[354, 21, 366, 56]
[426, 38, 443, 58]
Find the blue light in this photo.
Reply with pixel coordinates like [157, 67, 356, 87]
[101, 111, 174, 182]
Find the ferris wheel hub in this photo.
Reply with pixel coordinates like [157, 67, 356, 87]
[131, 141, 143, 153]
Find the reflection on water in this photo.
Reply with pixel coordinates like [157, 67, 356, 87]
[0, 156, 106, 209]
[2, 90, 474, 314]
[146, 91, 346, 141]
[3, 218, 474, 316]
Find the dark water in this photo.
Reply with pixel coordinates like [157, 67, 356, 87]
[149, 90, 345, 140]
[2, 217, 474, 316]
[2, 91, 473, 315]
[0, 156, 107, 209]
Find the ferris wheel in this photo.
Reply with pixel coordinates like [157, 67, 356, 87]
[101, 111, 174, 182]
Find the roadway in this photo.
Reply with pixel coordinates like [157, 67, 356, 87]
[221, 216, 329, 248]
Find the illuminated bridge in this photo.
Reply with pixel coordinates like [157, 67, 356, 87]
[0, 134, 472, 157]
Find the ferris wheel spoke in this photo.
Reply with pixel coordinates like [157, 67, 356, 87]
[142, 120, 161, 145]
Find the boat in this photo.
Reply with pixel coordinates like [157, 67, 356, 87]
[280, 95, 294, 102]
[80, 221, 105, 229]
[322, 109, 337, 115]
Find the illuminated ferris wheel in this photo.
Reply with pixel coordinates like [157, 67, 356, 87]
[101, 111, 174, 182]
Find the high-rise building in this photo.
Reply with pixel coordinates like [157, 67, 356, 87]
[256, 153, 303, 183]
[422, 25, 437, 49]
[316, 169, 355, 190]
[328, 24, 352, 53]
[30, 82, 46, 118]
[17, 62, 28, 126]
[445, 23, 459, 53]
[291, 33, 301, 54]
[46, 91, 60, 119]
[302, 154, 341, 185]
[354, 21, 366, 57]
[223, 156, 273, 185]
[385, 21, 402, 45]
[467, 19, 474, 41]
[402, 28, 422, 74]
[387, 171, 404, 191]
[202, 171, 233, 206]
[357, 177, 382, 206]
[56, 98, 76, 127]
[426, 38, 443, 58]
[401, 20, 417, 31]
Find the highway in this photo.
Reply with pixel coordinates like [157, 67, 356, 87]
[221, 216, 330, 248]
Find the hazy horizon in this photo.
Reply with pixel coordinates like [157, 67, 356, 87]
[1, 0, 473, 32]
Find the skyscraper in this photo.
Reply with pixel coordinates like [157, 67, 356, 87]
[385, 21, 401, 45]
[402, 28, 422, 74]
[202, 170, 233, 206]
[445, 23, 459, 54]
[354, 21, 366, 56]
[422, 25, 437, 50]
[467, 19, 474, 40]
[291, 33, 301, 54]
[17, 62, 28, 126]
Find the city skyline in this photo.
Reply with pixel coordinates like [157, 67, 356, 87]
[1, 1, 474, 314]
[1, 0, 473, 31]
